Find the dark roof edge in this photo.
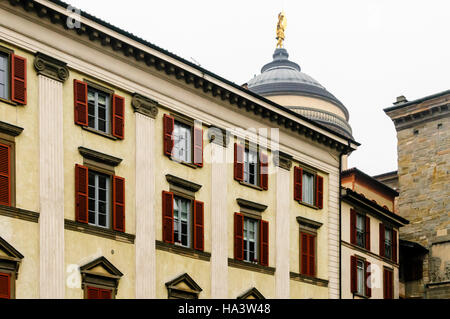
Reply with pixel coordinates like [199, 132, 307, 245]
[372, 170, 398, 180]
[342, 167, 399, 196]
[384, 89, 450, 112]
[399, 239, 428, 253]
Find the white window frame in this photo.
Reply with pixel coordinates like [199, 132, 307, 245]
[0, 53, 9, 100]
[173, 196, 191, 248]
[243, 217, 259, 263]
[88, 87, 111, 134]
[243, 148, 259, 186]
[302, 170, 315, 206]
[173, 121, 192, 163]
[88, 171, 111, 229]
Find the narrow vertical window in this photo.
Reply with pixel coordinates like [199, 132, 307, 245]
[87, 87, 111, 134]
[88, 171, 110, 229]
[173, 121, 192, 163]
[356, 214, 366, 248]
[0, 53, 8, 100]
[385, 228, 393, 259]
[243, 218, 258, 263]
[243, 148, 259, 186]
[173, 196, 191, 247]
[302, 171, 314, 205]
[356, 259, 365, 295]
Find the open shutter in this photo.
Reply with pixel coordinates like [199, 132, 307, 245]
[163, 114, 174, 156]
[294, 166, 302, 201]
[113, 176, 125, 232]
[259, 152, 268, 190]
[351, 255, 357, 293]
[162, 191, 174, 244]
[75, 164, 88, 224]
[260, 220, 269, 266]
[87, 286, 99, 299]
[393, 230, 398, 263]
[316, 175, 323, 209]
[100, 288, 112, 299]
[11, 54, 26, 105]
[234, 213, 244, 260]
[309, 234, 316, 277]
[0, 273, 10, 299]
[73, 80, 88, 126]
[193, 127, 203, 167]
[379, 224, 385, 257]
[0, 144, 11, 206]
[112, 94, 125, 139]
[300, 233, 308, 275]
[193, 200, 204, 251]
[365, 216, 371, 251]
[365, 261, 372, 297]
[234, 143, 244, 181]
[350, 209, 356, 245]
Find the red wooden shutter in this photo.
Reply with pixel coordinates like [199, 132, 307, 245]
[365, 216, 371, 251]
[260, 220, 269, 266]
[87, 286, 99, 299]
[0, 144, 11, 206]
[309, 234, 316, 277]
[234, 143, 244, 181]
[259, 152, 268, 190]
[100, 288, 112, 299]
[113, 176, 125, 232]
[393, 230, 398, 263]
[73, 80, 88, 126]
[350, 209, 356, 245]
[350, 255, 357, 293]
[300, 233, 308, 275]
[294, 166, 302, 201]
[0, 272, 10, 299]
[193, 127, 203, 167]
[389, 270, 394, 299]
[162, 191, 174, 244]
[234, 213, 244, 260]
[316, 175, 323, 209]
[11, 54, 26, 105]
[75, 164, 88, 224]
[383, 269, 393, 299]
[379, 224, 385, 257]
[193, 200, 204, 251]
[365, 261, 372, 297]
[112, 94, 125, 139]
[163, 114, 174, 157]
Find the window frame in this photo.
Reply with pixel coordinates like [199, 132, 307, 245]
[383, 267, 394, 299]
[355, 212, 366, 249]
[243, 146, 260, 187]
[243, 216, 259, 264]
[172, 194, 193, 248]
[87, 169, 111, 229]
[384, 227, 393, 260]
[0, 46, 13, 104]
[86, 81, 113, 135]
[172, 119, 193, 164]
[296, 165, 319, 209]
[353, 255, 369, 298]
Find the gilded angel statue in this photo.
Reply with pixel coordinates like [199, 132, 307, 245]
[276, 11, 287, 48]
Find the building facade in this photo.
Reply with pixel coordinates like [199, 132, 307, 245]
[0, 0, 358, 299]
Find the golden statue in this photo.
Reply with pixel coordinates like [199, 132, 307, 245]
[276, 11, 287, 48]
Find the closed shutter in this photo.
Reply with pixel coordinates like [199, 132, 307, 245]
[259, 152, 268, 190]
[193, 127, 203, 167]
[0, 144, 11, 206]
[113, 176, 125, 232]
[163, 114, 174, 156]
[309, 234, 316, 277]
[365, 261, 372, 297]
[234, 213, 244, 260]
[11, 54, 26, 105]
[112, 94, 125, 139]
[300, 233, 308, 275]
[316, 175, 323, 209]
[294, 166, 302, 201]
[0, 272, 10, 299]
[379, 224, 385, 257]
[365, 216, 371, 251]
[193, 200, 204, 251]
[87, 286, 99, 299]
[393, 230, 398, 263]
[350, 209, 356, 245]
[73, 80, 88, 126]
[162, 191, 174, 244]
[260, 220, 269, 266]
[99, 288, 112, 299]
[234, 143, 244, 181]
[75, 164, 89, 224]
[351, 255, 357, 293]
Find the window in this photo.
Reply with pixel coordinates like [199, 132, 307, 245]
[243, 217, 258, 263]
[385, 228, 392, 259]
[173, 196, 191, 247]
[0, 236, 24, 300]
[379, 224, 397, 262]
[234, 213, 269, 266]
[300, 232, 316, 277]
[88, 87, 111, 134]
[0, 49, 27, 105]
[351, 256, 371, 298]
[173, 121, 192, 163]
[356, 259, 365, 295]
[0, 53, 9, 100]
[293, 166, 324, 209]
[356, 213, 366, 248]
[350, 209, 370, 250]
[244, 148, 259, 186]
[302, 171, 315, 205]
[80, 256, 123, 299]
[383, 268, 394, 299]
[88, 171, 110, 229]
[234, 143, 268, 190]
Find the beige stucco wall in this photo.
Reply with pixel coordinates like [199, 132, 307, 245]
[353, 183, 394, 212]
[290, 280, 328, 299]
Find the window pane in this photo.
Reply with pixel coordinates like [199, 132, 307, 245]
[302, 172, 314, 205]
[87, 87, 110, 133]
[87, 172, 110, 229]
[0, 54, 8, 100]
[173, 197, 191, 248]
[357, 260, 365, 294]
[356, 214, 365, 247]
[244, 218, 258, 262]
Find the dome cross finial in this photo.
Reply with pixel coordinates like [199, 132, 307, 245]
[276, 11, 287, 48]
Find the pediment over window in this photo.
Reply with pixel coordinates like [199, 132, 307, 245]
[0, 236, 24, 276]
[80, 256, 123, 297]
[165, 273, 202, 299]
[237, 287, 265, 299]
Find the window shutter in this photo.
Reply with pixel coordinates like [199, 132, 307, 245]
[365, 216, 371, 251]
[259, 152, 268, 190]
[365, 261, 372, 297]
[309, 234, 316, 277]
[350, 255, 357, 293]
[350, 209, 356, 245]
[87, 286, 99, 299]
[73, 80, 88, 126]
[260, 220, 269, 266]
[0, 273, 10, 299]
[193, 127, 203, 167]
[193, 200, 204, 251]
[0, 144, 11, 206]
[100, 288, 112, 299]
[11, 54, 27, 105]
[316, 175, 323, 209]
[233, 143, 244, 181]
[383, 269, 389, 299]
[294, 166, 302, 201]
[379, 224, 385, 257]
[162, 191, 174, 244]
[389, 270, 394, 299]
[112, 94, 125, 139]
[113, 175, 125, 232]
[300, 233, 308, 275]
[234, 213, 244, 260]
[393, 230, 398, 263]
[75, 164, 89, 224]
[163, 114, 174, 157]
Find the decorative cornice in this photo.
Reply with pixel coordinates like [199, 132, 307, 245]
[0, 121, 24, 137]
[207, 126, 230, 147]
[131, 93, 159, 119]
[296, 216, 323, 230]
[0, 236, 24, 260]
[78, 146, 122, 167]
[236, 198, 268, 212]
[165, 174, 202, 193]
[34, 52, 69, 82]
[272, 150, 292, 171]
[237, 287, 265, 299]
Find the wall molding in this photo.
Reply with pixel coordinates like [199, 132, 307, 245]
[34, 51, 69, 82]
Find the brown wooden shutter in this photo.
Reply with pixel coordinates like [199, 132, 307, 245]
[87, 286, 99, 299]
[389, 270, 394, 299]
[234, 143, 244, 181]
[365, 261, 372, 297]
[351, 255, 357, 293]
[300, 233, 308, 275]
[350, 209, 356, 245]
[163, 114, 174, 157]
[11, 54, 26, 105]
[365, 216, 371, 251]
[0, 272, 10, 299]
[379, 224, 385, 257]
[193, 127, 203, 167]
[234, 213, 244, 260]
[316, 175, 323, 209]
[162, 191, 174, 244]
[309, 234, 316, 277]
[0, 144, 11, 207]
[100, 288, 112, 299]
[113, 175, 125, 232]
[260, 220, 269, 266]
[73, 80, 88, 126]
[112, 94, 125, 139]
[294, 166, 302, 201]
[193, 200, 204, 251]
[393, 230, 398, 263]
[259, 152, 268, 190]
[75, 164, 88, 224]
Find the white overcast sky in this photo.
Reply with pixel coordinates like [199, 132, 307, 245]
[68, 0, 450, 176]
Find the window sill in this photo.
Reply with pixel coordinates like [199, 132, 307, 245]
[81, 126, 118, 141]
[156, 240, 211, 261]
[167, 156, 199, 169]
[0, 97, 18, 107]
[228, 258, 275, 275]
[289, 272, 329, 287]
[297, 201, 319, 210]
[64, 219, 135, 244]
[238, 181, 264, 191]
[352, 293, 369, 299]
[0, 204, 39, 223]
